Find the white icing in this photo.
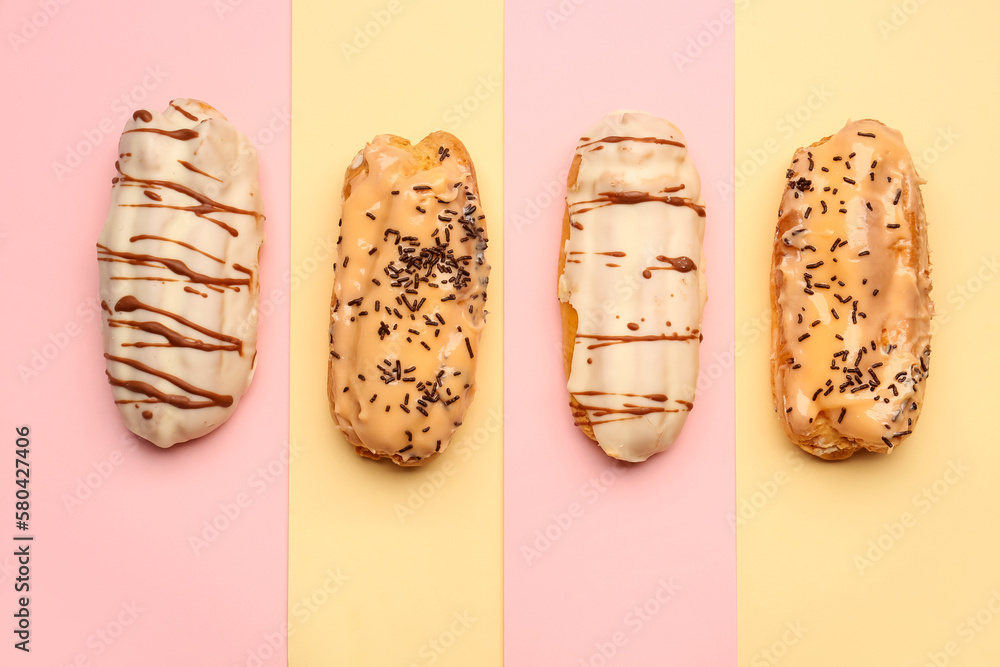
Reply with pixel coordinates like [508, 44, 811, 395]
[561, 111, 706, 462]
[97, 99, 264, 447]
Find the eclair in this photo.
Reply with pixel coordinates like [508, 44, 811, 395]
[97, 99, 265, 447]
[329, 132, 489, 466]
[558, 111, 707, 462]
[771, 119, 932, 459]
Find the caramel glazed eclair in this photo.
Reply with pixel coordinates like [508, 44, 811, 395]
[558, 111, 707, 463]
[98, 99, 265, 447]
[772, 119, 932, 460]
[329, 132, 489, 466]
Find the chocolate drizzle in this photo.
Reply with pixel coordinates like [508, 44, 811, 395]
[105, 353, 233, 409]
[579, 135, 685, 149]
[574, 391, 669, 402]
[128, 235, 224, 263]
[657, 255, 696, 272]
[563, 117, 706, 459]
[574, 401, 683, 418]
[113, 160, 261, 237]
[169, 102, 199, 121]
[577, 332, 699, 350]
[178, 160, 222, 182]
[571, 189, 705, 217]
[97, 244, 251, 290]
[114, 295, 243, 354]
[111, 318, 239, 352]
[100, 100, 263, 441]
[644, 255, 697, 276]
[124, 127, 200, 141]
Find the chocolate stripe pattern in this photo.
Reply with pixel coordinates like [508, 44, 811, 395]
[559, 111, 707, 462]
[97, 98, 265, 447]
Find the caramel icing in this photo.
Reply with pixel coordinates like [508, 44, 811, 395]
[772, 119, 932, 456]
[329, 135, 489, 465]
[98, 99, 264, 447]
[559, 111, 707, 462]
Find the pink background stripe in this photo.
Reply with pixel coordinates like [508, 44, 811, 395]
[0, 1, 290, 664]
[503, 1, 736, 664]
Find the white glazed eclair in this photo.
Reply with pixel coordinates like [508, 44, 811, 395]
[329, 132, 489, 466]
[771, 119, 932, 460]
[558, 111, 707, 463]
[97, 99, 265, 448]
